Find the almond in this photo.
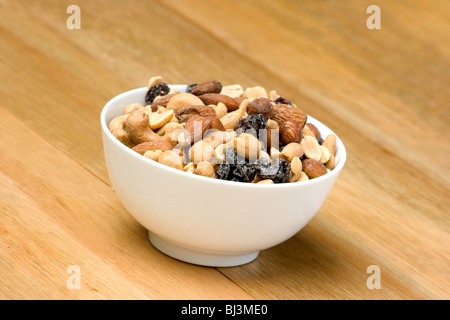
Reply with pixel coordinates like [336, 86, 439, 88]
[175, 105, 216, 123]
[131, 139, 173, 155]
[279, 120, 302, 144]
[184, 115, 213, 143]
[268, 104, 307, 129]
[210, 117, 225, 131]
[302, 159, 328, 179]
[306, 123, 321, 138]
[191, 80, 222, 96]
[151, 93, 176, 111]
[198, 93, 240, 112]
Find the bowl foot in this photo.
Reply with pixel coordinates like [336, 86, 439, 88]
[148, 232, 259, 267]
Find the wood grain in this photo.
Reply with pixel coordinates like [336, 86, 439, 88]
[0, 0, 448, 299]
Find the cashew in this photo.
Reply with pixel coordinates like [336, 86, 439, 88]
[220, 84, 244, 98]
[108, 114, 133, 148]
[219, 99, 247, 130]
[124, 103, 144, 114]
[245, 86, 268, 99]
[125, 109, 161, 145]
[212, 102, 228, 119]
[166, 93, 204, 111]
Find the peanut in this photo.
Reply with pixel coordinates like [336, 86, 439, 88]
[234, 133, 261, 161]
[158, 150, 184, 170]
[281, 143, 304, 162]
[194, 161, 216, 179]
[301, 135, 322, 161]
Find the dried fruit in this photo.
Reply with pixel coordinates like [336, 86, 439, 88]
[257, 158, 291, 184]
[235, 114, 268, 139]
[145, 82, 170, 105]
[273, 96, 293, 105]
[185, 83, 197, 93]
[246, 98, 273, 118]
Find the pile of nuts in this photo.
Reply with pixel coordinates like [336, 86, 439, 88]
[108, 76, 337, 184]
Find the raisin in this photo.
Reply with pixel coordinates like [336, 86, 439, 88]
[257, 158, 291, 183]
[273, 96, 293, 106]
[145, 82, 170, 105]
[317, 137, 324, 145]
[216, 163, 232, 180]
[235, 114, 267, 139]
[215, 148, 258, 183]
[185, 83, 197, 94]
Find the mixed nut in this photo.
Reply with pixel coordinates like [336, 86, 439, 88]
[108, 76, 337, 184]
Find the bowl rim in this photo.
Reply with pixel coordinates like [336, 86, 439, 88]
[101, 86, 347, 188]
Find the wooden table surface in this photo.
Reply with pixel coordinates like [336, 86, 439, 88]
[0, 0, 449, 300]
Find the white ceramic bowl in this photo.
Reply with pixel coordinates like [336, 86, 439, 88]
[101, 86, 347, 267]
